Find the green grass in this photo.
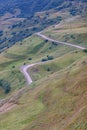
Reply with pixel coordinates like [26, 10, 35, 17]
[0, 56, 87, 130]
[0, 32, 80, 98]
[0, 94, 45, 130]
[29, 50, 86, 81]
[43, 16, 87, 47]
[0, 23, 86, 97]
[0, 14, 87, 130]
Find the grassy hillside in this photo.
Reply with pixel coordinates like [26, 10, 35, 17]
[43, 15, 87, 47]
[0, 0, 87, 17]
[0, 2, 87, 129]
[0, 53, 87, 130]
[0, 0, 87, 51]
[0, 23, 87, 129]
[0, 34, 76, 97]
[0, 0, 65, 17]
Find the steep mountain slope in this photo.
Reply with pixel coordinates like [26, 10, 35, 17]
[0, 0, 87, 52]
[0, 0, 69, 17]
[0, 16, 87, 129]
[0, 0, 87, 17]
[0, 40, 87, 129]
[0, 1, 87, 130]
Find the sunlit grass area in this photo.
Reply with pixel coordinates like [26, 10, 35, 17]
[43, 16, 87, 47]
[0, 14, 87, 130]
[0, 56, 87, 130]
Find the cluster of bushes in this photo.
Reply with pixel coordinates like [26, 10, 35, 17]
[70, 9, 78, 16]
[0, 11, 63, 52]
[0, 79, 11, 94]
[42, 55, 54, 62]
[0, 30, 3, 36]
[83, 49, 87, 53]
[28, 58, 32, 60]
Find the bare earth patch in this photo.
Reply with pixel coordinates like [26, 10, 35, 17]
[0, 102, 17, 114]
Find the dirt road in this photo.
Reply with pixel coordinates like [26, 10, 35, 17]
[36, 32, 86, 50]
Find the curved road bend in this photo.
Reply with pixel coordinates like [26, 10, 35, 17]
[20, 32, 86, 85]
[36, 32, 86, 50]
[20, 64, 35, 85]
[20, 62, 43, 85]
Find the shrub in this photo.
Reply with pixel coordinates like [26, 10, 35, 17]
[42, 55, 54, 62]
[12, 65, 15, 68]
[49, 47, 52, 49]
[47, 68, 51, 71]
[0, 30, 3, 36]
[45, 39, 48, 43]
[83, 49, 87, 53]
[47, 55, 54, 60]
[20, 42, 23, 45]
[0, 79, 11, 94]
[42, 58, 48, 62]
[52, 42, 57, 46]
[28, 58, 32, 60]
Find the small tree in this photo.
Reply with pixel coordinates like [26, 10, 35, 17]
[47, 55, 54, 60]
[0, 79, 11, 94]
[42, 58, 48, 62]
[45, 39, 48, 43]
[83, 49, 87, 53]
[0, 30, 3, 36]
[20, 42, 23, 45]
[28, 58, 32, 60]
[47, 68, 51, 71]
[12, 65, 15, 68]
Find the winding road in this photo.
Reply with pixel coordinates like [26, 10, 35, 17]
[20, 62, 43, 85]
[1, 32, 86, 115]
[36, 32, 86, 50]
[20, 32, 86, 85]
[20, 64, 36, 85]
